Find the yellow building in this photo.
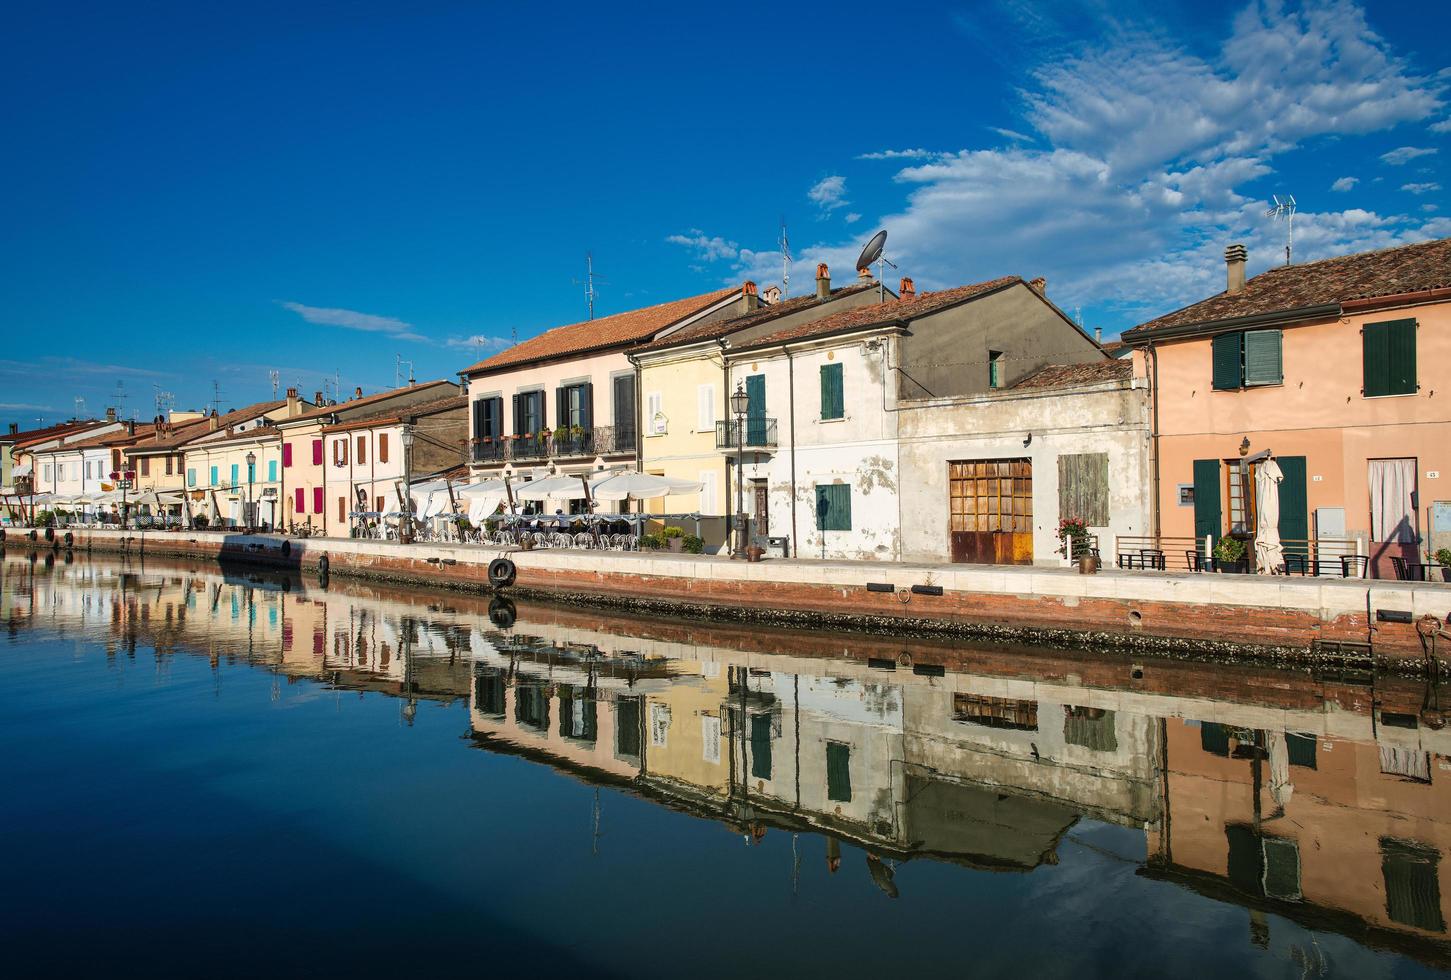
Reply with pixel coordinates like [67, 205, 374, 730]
[183, 426, 285, 529]
[634, 266, 881, 551]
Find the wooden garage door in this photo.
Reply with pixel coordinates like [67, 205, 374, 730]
[949, 459, 1033, 565]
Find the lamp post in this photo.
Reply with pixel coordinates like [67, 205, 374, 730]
[245, 451, 256, 532]
[110, 470, 134, 529]
[399, 423, 415, 544]
[730, 382, 749, 558]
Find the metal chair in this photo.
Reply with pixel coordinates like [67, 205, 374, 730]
[1390, 555, 1410, 580]
[1339, 554, 1369, 579]
[1281, 554, 1310, 575]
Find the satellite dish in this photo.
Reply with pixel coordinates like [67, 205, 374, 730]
[856, 230, 888, 272]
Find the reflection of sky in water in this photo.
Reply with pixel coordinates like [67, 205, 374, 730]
[1, 554, 1448, 978]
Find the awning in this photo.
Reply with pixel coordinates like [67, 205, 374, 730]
[592, 472, 702, 501]
[516, 474, 596, 502]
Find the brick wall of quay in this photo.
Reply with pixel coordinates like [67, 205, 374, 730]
[6, 525, 1449, 672]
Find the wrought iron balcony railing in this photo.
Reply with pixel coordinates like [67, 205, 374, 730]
[470, 425, 636, 464]
[715, 418, 778, 450]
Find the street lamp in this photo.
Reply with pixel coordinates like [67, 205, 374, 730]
[110, 470, 135, 529]
[245, 451, 257, 532]
[730, 382, 749, 558]
[399, 423, 415, 544]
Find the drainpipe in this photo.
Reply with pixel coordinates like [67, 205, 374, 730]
[782, 344, 798, 558]
[717, 341, 732, 550]
[626, 353, 643, 473]
[1147, 342, 1162, 541]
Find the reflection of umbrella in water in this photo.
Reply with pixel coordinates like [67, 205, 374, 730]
[1254, 456, 1284, 574]
[866, 853, 899, 899]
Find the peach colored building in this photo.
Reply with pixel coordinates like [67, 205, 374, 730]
[1124, 239, 1451, 577]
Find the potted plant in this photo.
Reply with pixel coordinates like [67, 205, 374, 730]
[683, 534, 705, 554]
[1432, 548, 1451, 582]
[745, 543, 765, 562]
[640, 531, 664, 551]
[662, 525, 685, 553]
[1213, 536, 1248, 573]
[1056, 516, 1094, 572]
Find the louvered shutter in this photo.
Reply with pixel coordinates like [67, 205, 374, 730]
[1211, 332, 1243, 390]
[1243, 330, 1282, 386]
[1278, 456, 1308, 559]
[582, 383, 594, 430]
[512, 394, 523, 435]
[1386, 318, 1417, 395]
[556, 388, 567, 431]
[1192, 459, 1221, 548]
[1363, 321, 1390, 396]
[820, 363, 844, 419]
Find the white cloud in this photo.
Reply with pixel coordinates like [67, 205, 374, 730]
[856, 149, 937, 161]
[808, 175, 848, 212]
[844, 212, 862, 224]
[280, 301, 422, 342]
[665, 229, 741, 262]
[445, 334, 512, 353]
[1331, 176, 1358, 191]
[1402, 182, 1441, 194]
[1380, 145, 1437, 165]
[1431, 118, 1451, 133]
[733, 0, 1446, 326]
[989, 127, 1035, 143]
[0, 402, 54, 411]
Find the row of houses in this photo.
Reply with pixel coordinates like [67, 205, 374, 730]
[4, 235, 1448, 574]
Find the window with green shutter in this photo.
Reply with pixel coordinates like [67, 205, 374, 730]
[1363, 318, 1417, 397]
[1242, 330, 1282, 386]
[826, 741, 851, 802]
[1211, 332, 1243, 390]
[819, 362, 844, 420]
[750, 713, 772, 780]
[815, 483, 851, 531]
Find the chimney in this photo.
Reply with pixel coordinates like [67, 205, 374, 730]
[1029, 277, 1047, 294]
[9, 422, 18, 435]
[1094, 327, 1103, 344]
[286, 387, 300, 416]
[353, 386, 363, 400]
[105, 407, 117, 422]
[209, 409, 219, 431]
[816, 263, 831, 301]
[742, 280, 759, 312]
[899, 277, 916, 302]
[126, 420, 135, 436]
[1225, 243, 1247, 294]
[314, 390, 324, 405]
[858, 264, 872, 281]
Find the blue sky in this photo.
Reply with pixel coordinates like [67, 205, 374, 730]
[2, 0, 1448, 424]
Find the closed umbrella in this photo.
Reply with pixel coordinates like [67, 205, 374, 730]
[1254, 456, 1284, 574]
[1266, 731, 1294, 810]
[592, 472, 702, 501]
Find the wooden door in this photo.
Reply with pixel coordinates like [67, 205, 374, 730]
[949, 459, 1033, 565]
[752, 481, 769, 537]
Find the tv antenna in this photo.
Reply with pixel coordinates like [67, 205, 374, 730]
[855, 229, 895, 303]
[268, 370, 280, 398]
[395, 353, 414, 387]
[152, 385, 175, 419]
[211, 380, 223, 414]
[74, 396, 87, 419]
[573, 253, 605, 320]
[779, 218, 791, 298]
[1265, 194, 1296, 266]
[113, 380, 129, 420]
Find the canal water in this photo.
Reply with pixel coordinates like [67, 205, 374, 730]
[2, 553, 1447, 978]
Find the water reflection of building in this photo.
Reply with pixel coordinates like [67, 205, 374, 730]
[4, 553, 1449, 966]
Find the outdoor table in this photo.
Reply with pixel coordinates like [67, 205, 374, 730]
[1412, 563, 1446, 582]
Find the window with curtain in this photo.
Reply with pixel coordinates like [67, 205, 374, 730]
[1368, 458, 1417, 542]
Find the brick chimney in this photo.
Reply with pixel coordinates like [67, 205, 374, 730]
[742, 280, 759, 312]
[8, 422, 18, 435]
[105, 407, 117, 422]
[1225, 243, 1247, 294]
[1029, 277, 1046, 294]
[816, 263, 831, 301]
[899, 277, 916, 302]
[353, 386, 363, 400]
[314, 390, 324, 406]
[286, 386, 301, 416]
[209, 409, 219, 431]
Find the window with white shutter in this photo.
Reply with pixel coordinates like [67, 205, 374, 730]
[699, 470, 717, 515]
[697, 384, 715, 432]
[647, 392, 665, 435]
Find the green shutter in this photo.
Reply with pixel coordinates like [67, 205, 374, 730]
[819, 363, 844, 420]
[1363, 321, 1391, 396]
[745, 374, 766, 445]
[1192, 459, 1221, 547]
[1386, 318, 1417, 395]
[750, 713, 772, 780]
[816, 484, 851, 531]
[1211, 332, 1243, 390]
[1277, 455, 1308, 558]
[1243, 330, 1282, 386]
[826, 742, 851, 802]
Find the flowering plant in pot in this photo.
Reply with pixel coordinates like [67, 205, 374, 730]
[1213, 536, 1248, 573]
[1056, 516, 1093, 569]
[1432, 548, 1451, 582]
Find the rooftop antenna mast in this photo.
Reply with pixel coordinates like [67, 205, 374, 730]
[113, 380, 129, 420]
[268, 370, 280, 398]
[211, 380, 223, 414]
[779, 218, 791, 298]
[152, 385, 175, 419]
[854, 229, 895, 304]
[573, 253, 605, 320]
[1266, 194, 1297, 266]
[395, 353, 414, 387]
[74, 396, 87, 419]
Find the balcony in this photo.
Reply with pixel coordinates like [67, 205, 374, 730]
[715, 418, 778, 450]
[470, 425, 636, 465]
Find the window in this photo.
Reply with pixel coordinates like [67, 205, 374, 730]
[819, 362, 844, 420]
[165, 455, 173, 475]
[513, 390, 545, 436]
[615, 697, 642, 762]
[613, 375, 637, 446]
[750, 713, 772, 780]
[43, 464, 52, 482]
[953, 694, 1039, 730]
[1063, 706, 1118, 752]
[826, 742, 851, 802]
[313, 487, 324, 514]
[312, 439, 323, 466]
[1382, 838, 1445, 931]
[556, 382, 593, 430]
[1226, 825, 1301, 900]
[140, 456, 150, 476]
[84, 461, 91, 480]
[646, 391, 664, 435]
[209, 465, 218, 487]
[356, 435, 366, 465]
[815, 483, 851, 531]
[701, 715, 721, 764]
[988, 350, 1004, 389]
[1212, 330, 1283, 389]
[1058, 452, 1109, 526]
[697, 383, 716, 431]
[1363, 318, 1417, 397]
[231, 463, 239, 487]
[337, 496, 346, 523]
[378, 433, 389, 464]
[474, 396, 503, 440]
[282, 443, 293, 468]
[267, 460, 277, 482]
[187, 468, 196, 487]
[294, 487, 305, 513]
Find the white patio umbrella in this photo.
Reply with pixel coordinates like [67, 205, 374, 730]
[516, 473, 596, 502]
[408, 479, 450, 519]
[592, 472, 702, 501]
[1254, 456, 1285, 574]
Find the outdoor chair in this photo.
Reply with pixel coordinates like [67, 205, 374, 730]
[1340, 554, 1369, 578]
[1282, 554, 1310, 575]
[1390, 556, 1410, 580]
[1186, 550, 1211, 572]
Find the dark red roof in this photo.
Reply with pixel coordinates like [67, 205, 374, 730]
[1125, 237, 1451, 339]
[1012, 360, 1132, 390]
[462, 287, 741, 374]
[732, 276, 1021, 350]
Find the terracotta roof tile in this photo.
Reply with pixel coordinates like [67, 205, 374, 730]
[733, 276, 1022, 350]
[462, 286, 741, 374]
[64, 423, 158, 449]
[1125, 237, 1451, 338]
[125, 399, 290, 452]
[5, 420, 103, 449]
[636, 283, 878, 353]
[284, 381, 452, 422]
[321, 394, 468, 433]
[1012, 360, 1132, 390]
